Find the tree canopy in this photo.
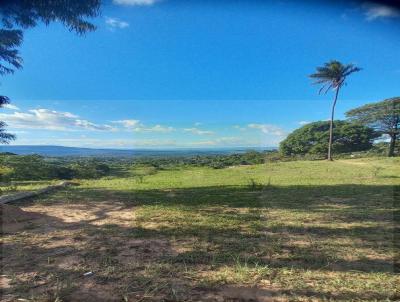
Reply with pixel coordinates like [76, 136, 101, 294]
[346, 97, 400, 156]
[0, 154, 111, 181]
[0, 0, 100, 144]
[280, 120, 378, 157]
[0, 0, 100, 76]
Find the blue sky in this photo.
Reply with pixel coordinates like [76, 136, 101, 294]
[1, 0, 399, 148]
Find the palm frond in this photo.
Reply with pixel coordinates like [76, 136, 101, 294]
[309, 60, 361, 94]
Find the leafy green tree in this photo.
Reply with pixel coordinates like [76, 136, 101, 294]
[346, 97, 400, 157]
[0, 0, 100, 76]
[0, 154, 112, 181]
[0, 154, 50, 180]
[280, 121, 378, 157]
[0, 1, 100, 142]
[69, 159, 111, 179]
[310, 60, 361, 160]
[0, 96, 15, 144]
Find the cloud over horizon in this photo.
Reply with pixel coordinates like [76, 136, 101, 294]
[183, 127, 214, 135]
[0, 109, 114, 131]
[185, 137, 251, 147]
[1, 106, 290, 148]
[247, 123, 286, 136]
[3, 103, 20, 111]
[112, 119, 175, 132]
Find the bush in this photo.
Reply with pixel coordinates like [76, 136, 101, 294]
[0, 154, 52, 180]
[0, 155, 112, 181]
[129, 151, 269, 169]
[68, 159, 111, 179]
[280, 120, 379, 157]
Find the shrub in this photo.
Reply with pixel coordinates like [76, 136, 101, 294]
[0, 155, 112, 181]
[280, 120, 379, 157]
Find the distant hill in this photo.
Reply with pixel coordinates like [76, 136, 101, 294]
[0, 145, 276, 157]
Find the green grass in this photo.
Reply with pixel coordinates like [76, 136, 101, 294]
[0, 180, 57, 195]
[79, 156, 399, 189]
[2, 157, 399, 301]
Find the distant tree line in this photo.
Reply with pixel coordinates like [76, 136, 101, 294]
[0, 151, 269, 181]
[131, 151, 267, 170]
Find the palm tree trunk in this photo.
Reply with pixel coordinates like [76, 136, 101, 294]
[328, 87, 340, 161]
[388, 116, 399, 157]
[388, 134, 396, 157]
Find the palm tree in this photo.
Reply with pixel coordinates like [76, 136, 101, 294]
[310, 60, 361, 161]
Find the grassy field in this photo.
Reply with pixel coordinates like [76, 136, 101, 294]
[0, 180, 57, 195]
[1, 157, 399, 301]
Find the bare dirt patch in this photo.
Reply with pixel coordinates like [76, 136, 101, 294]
[1, 204, 44, 233]
[1, 197, 142, 301]
[1, 196, 284, 302]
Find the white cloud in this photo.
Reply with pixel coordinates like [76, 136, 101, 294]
[362, 2, 400, 21]
[1, 111, 175, 133]
[247, 123, 286, 136]
[12, 138, 178, 148]
[112, 119, 174, 132]
[105, 17, 129, 29]
[113, 0, 159, 6]
[183, 127, 214, 135]
[298, 121, 311, 125]
[3, 103, 20, 111]
[233, 125, 246, 131]
[144, 125, 175, 132]
[112, 119, 140, 128]
[0, 109, 114, 131]
[187, 136, 284, 147]
[189, 137, 246, 147]
[13, 135, 282, 148]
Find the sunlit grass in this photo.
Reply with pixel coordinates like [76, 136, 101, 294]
[0, 180, 56, 195]
[79, 157, 400, 191]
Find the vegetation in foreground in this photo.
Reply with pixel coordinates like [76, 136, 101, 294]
[1, 157, 399, 301]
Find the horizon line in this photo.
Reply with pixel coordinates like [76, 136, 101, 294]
[0, 144, 278, 151]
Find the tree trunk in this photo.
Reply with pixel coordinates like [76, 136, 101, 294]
[388, 134, 397, 157]
[328, 88, 340, 161]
